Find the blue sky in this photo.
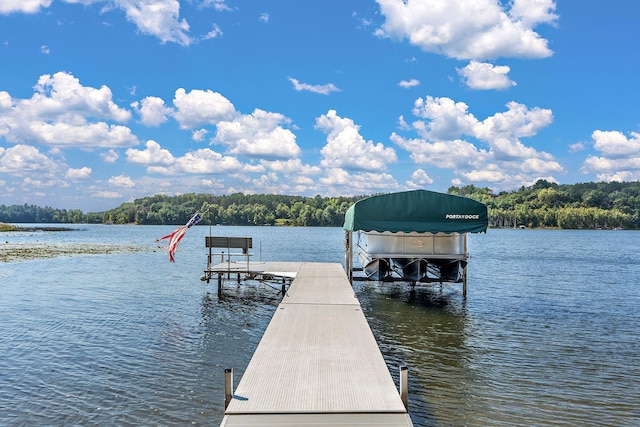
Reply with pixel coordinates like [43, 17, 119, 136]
[1, 0, 639, 212]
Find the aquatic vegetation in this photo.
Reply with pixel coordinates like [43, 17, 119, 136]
[0, 223, 19, 232]
[0, 242, 151, 262]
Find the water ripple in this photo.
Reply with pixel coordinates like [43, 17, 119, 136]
[2, 227, 639, 426]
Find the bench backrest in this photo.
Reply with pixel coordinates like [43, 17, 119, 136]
[205, 236, 252, 254]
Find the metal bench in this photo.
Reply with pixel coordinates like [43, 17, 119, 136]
[205, 236, 253, 272]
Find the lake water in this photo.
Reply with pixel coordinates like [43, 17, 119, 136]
[1, 225, 639, 426]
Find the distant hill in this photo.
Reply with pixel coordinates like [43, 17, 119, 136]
[3, 180, 640, 229]
[448, 179, 640, 229]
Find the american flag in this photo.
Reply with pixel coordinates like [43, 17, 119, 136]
[157, 212, 202, 262]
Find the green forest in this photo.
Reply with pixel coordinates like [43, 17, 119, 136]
[449, 180, 640, 229]
[3, 180, 640, 229]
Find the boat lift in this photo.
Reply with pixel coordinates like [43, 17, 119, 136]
[343, 190, 488, 298]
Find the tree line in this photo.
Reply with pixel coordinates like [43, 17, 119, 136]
[3, 180, 640, 229]
[100, 193, 362, 227]
[0, 204, 89, 224]
[0, 194, 363, 227]
[449, 180, 640, 229]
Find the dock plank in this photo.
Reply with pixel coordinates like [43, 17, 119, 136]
[284, 262, 358, 305]
[221, 413, 414, 426]
[221, 262, 412, 426]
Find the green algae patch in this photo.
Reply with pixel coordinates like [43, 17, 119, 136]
[0, 223, 77, 232]
[0, 223, 19, 232]
[0, 242, 153, 263]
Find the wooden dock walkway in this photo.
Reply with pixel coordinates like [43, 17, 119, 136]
[220, 262, 414, 426]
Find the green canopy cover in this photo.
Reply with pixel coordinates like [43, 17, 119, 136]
[343, 189, 488, 234]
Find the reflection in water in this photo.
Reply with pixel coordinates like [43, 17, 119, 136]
[195, 280, 283, 421]
[356, 282, 475, 426]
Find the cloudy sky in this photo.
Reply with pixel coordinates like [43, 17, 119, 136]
[1, 0, 639, 211]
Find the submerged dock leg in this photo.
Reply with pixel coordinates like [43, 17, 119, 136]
[399, 365, 409, 410]
[224, 368, 233, 409]
[462, 267, 467, 299]
[218, 274, 223, 298]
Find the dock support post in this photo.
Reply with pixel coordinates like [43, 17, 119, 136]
[399, 365, 409, 410]
[218, 274, 223, 298]
[463, 233, 468, 299]
[345, 231, 353, 284]
[463, 268, 467, 299]
[224, 368, 233, 409]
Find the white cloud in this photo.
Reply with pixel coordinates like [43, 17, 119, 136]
[475, 101, 553, 140]
[0, 144, 61, 176]
[202, 0, 231, 12]
[580, 130, 640, 179]
[200, 178, 225, 189]
[0, 0, 52, 14]
[0, 91, 11, 109]
[215, 109, 301, 159]
[0, 72, 138, 148]
[65, 166, 92, 181]
[289, 77, 340, 95]
[261, 159, 321, 176]
[40, 45, 50, 54]
[172, 88, 237, 129]
[192, 128, 208, 142]
[147, 148, 244, 176]
[22, 176, 64, 189]
[461, 167, 506, 183]
[411, 96, 478, 140]
[101, 149, 120, 163]
[391, 134, 488, 169]
[126, 140, 175, 166]
[2, 1, 193, 45]
[108, 174, 135, 188]
[489, 136, 547, 161]
[243, 163, 266, 173]
[398, 79, 420, 88]
[319, 168, 399, 193]
[457, 60, 516, 90]
[407, 168, 433, 188]
[316, 109, 397, 171]
[29, 121, 137, 148]
[510, 0, 558, 27]
[397, 115, 410, 131]
[595, 171, 639, 182]
[583, 156, 640, 174]
[375, 0, 556, 60]
[520, 157, 563, 174]
[393, 95, 561, 189]
[203, 23, 223, 40]
[288, 77, 341, 95]
[591, 130, 640, 158]
[116, 0, 191, 46]
[132, 96, 173, 126]
[569, 142, 585, 153]
[250, 172, 280, 193]
[32, 72, 131, 122]
[259, 13, 269, 23]
[93, 190, 122, 199]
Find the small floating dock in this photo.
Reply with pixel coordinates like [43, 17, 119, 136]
[200, 235, 303, 294]
[220, 262, 413, 426]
